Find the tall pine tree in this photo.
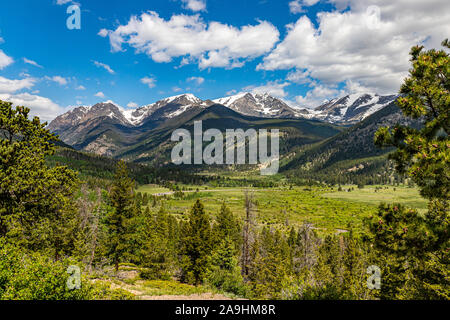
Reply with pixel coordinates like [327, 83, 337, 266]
[106, 160, 135, 272]
[181, 200, 212, 285]
[372, 39, 449, 299]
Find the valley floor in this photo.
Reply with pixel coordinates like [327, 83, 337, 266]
[137, 184, 427, 235]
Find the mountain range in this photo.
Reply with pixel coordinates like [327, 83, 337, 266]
[49, 92, 398, 132]
[47, 92, 401, 172]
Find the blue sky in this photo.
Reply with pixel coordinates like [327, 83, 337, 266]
[0, 0, 448, 120]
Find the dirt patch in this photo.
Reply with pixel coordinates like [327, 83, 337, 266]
[140, 293, 235, 300]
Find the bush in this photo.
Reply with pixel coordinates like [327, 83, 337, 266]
[139, 267, 171, 281]
[206, 266, 248, 297]
[0, 242, 133, 300]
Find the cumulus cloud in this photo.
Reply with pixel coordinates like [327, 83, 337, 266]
[76, 85, 86, 90]
[294, 84, 343, 108]
[243, 81, 291, 98]
[45, 76, 68, 86]
[181, 0, 206, 12]
[286, 69, 311, 84]
[0, 75, 71, 120]
[99, 11, 279, 69]
[187, 76, 204, 85]
[0, 49, 13, 69]
[93, 60, 115, 74]
[127, 102, 138, 108]
[0, 76, 36, 93]
[260, 0, 450, 97]
[95, 91, 105, 98]
[98, 29, 108, 37]
[289, 0, 319, 14]
[23, 58, 43, 68]
[0, 92, 61, 121]
[140, 76, 156, 88]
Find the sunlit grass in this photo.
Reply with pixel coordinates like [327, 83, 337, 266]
[322, 185, 427, 213]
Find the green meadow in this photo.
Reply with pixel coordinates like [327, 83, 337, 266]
[136, 184, 428, 234]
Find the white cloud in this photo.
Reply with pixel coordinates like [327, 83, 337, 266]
[23, 58, 43, 68]
[93, 60, 115, 74]
[140, 76, 156, 88]
[56, 0, 80, 5]
[289, 0, 319, 14]
[0, 76, 36, 93]
[100, 11, 279, 69]
[186, 76, 204, 85]
[98, 29, 108, 37]
[243, 81, 291, 98]
[294, 84, 343, 108]
[181, 0, 206, 12]
[260, 0, 450, 95]
[127, 102, 138, 108]
[0, 92, 61, 121]
[45, 76, 68, 86]
[0, 49, 13, 69]
[95, 91, 105, 98]
[172, 87, 183, 93]
[76, 85, 86, 90]
[286, 69, 311, 84]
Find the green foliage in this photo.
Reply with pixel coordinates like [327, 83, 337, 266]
[247, 227, 292, 299]
[181, 200, 213, 285]
[375, 40, 449, 200]
[367, 203, 449, 299]
[206, 237, 248, 297]
[0, 100, 79, 258]
[0, 241, 91, 300]
[371, 40, 449, 300]
[105, 161, 135, 271]
[212, 202, 242, 252]
[137, 205, 179, 280]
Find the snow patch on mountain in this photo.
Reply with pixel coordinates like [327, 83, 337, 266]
[312, 93, 397, 124]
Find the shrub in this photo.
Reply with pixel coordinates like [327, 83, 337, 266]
[0, 242, 133, 300]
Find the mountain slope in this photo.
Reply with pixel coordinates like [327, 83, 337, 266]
[117, 104, 342, 165]
[312, 93, 398, 124]
[281, 101, 419, 183]
[213, 92, 309, 118]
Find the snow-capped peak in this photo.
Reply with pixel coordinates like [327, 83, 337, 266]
[213, 92, 302, 118]
[163, 93, 202, 104]
[313, 93, 397, 124]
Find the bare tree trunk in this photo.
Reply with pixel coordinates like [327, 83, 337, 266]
[241, 190, 255, 278]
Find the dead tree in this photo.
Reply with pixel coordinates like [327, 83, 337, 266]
[241, 189, 256, 278]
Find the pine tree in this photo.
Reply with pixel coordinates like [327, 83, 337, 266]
[0, 100, 79, 258]
[372, 40, 449, 299]
[106, 160, 135, 272]
[207, 236, 247, 297]
[212, 202, 241, 252]
[181, 200, 213, 284]
[247, 227, 291, 299]
[375, 39, 449, 200]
